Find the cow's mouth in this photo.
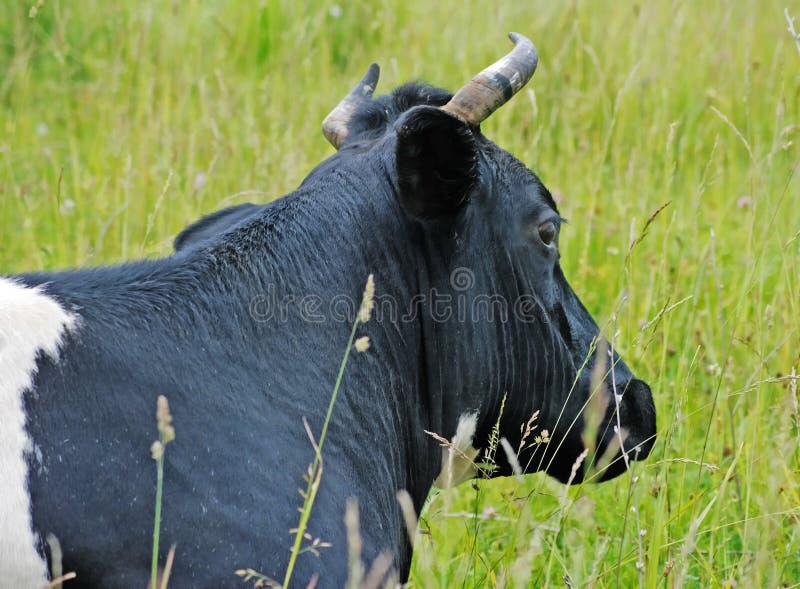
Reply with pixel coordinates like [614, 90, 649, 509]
[593, 378, 657, 482]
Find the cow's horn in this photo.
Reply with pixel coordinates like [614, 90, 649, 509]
[322, 63, 380, 150]
[442, 33, 538, 126]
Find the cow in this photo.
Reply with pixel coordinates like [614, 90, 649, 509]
[0, 33, 656, 588]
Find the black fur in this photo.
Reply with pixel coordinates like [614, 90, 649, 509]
[10, 79, 656, 588]
[341, 82, 453, 148]
[173, 203, 262, 251]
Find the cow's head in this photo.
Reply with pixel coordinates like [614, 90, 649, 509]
[320, 34, 656, 484]
[175, 35, 656, 484]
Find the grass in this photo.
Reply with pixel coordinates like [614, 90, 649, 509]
[2, 0, 799, 587]
[150, 396, 176, 589]
[282, 275, 374, 588]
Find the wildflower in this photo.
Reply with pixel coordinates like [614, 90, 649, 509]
[354, 336, 370, 352]
[358, 274, 375, 323]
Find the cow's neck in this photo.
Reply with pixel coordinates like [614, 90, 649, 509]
[206, 163, 447, 524]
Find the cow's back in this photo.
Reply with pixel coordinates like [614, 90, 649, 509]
[5, 262, 352, 587]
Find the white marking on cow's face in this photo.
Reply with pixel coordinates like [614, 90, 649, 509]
[0, 277, 76, 586]
[434, 412, 480, 489]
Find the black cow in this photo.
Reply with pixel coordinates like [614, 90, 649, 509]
[0, 34, 656, 588]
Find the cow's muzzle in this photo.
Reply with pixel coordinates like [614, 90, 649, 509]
[594, 378, 657, 481]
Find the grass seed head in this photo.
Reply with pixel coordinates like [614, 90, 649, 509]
[151, 440, 164, 461]
[354, 336, 370, 352]
[358, 274, 375, 323]
[156, 395, 175, 444]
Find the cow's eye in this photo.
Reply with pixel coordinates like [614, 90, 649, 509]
[538, 221, 557, 246]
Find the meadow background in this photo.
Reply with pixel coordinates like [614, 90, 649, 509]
[2, 0, 799, 587]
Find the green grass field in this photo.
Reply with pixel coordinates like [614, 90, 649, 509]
[2, 1, 799, 587]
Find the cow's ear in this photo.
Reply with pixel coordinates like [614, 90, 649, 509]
[395, 106, 478, 219]
[174, 203, 260, 251]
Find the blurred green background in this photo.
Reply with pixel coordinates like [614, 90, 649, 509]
[2, 1, 799, 587]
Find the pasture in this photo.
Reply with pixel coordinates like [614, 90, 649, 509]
[1, 1, 798, 587]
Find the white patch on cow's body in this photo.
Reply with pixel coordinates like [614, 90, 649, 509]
[0, 277, 76, 586]
[434, 412, 480, 489]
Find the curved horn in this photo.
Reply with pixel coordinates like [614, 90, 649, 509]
[442, 33, 538, 126]
[322, 63, 380, 150]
